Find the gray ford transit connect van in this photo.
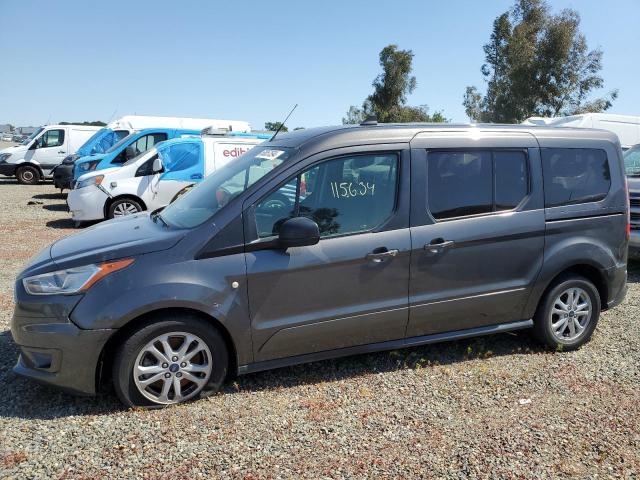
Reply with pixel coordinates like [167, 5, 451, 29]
[11, 123, 629, 407]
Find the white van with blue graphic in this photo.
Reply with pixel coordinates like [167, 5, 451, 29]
[66, 132, 270, 222]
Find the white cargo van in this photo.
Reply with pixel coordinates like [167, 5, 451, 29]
[523, 113, 640, 149]
[67, 131, 269, 222]
[0, 125, 101, 183]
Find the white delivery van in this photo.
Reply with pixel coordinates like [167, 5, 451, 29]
[53, 115, 251, 190]
[523, 113, 640, 149]
[67, 131, 270, 222]
[110, 115, 251, 133]
[0, 124, 101, 184]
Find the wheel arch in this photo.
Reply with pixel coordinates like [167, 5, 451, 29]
[96, 306, 238, 393]
[16, 162, 44, 180]
[530, 262, 608, 319]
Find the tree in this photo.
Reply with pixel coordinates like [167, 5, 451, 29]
[264, 121, 288, 132]
[464, 0, 617, 123]
[344, 44, 447, 124]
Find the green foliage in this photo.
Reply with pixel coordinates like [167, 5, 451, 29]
[344, 44, 447, 124]
[264, 121, 288, 132]
[464, 0, 618, 123]
[59, 121, 107, 126]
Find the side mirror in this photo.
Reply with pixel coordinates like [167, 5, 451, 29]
[278, 217, 320, 249]
[125, 146, 136, 159]
[152, 157, 163, 173]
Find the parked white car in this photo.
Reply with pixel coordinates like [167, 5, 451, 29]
[0, 124, 101, 183]
[67, 131, 269, 222]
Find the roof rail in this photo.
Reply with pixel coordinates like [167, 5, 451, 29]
[360, 115, 378, 126]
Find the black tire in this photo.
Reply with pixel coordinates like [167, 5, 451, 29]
[533, 275, 601, 351]
[112, 313, 228, 408]
[107, 197, 143, 219]
[16, 165, 40, 185]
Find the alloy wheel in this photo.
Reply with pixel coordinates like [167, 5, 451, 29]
[133, 332, 213, 405]
[113, 202, 139, 216]
[549, 287, 592, 342]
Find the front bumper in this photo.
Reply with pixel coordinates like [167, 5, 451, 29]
[11, 317, 114, 395]
[0, 163, 17, 176]
[53, 164, 74, 189]
[67, 186, 109, 221]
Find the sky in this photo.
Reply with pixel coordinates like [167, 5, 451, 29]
[0, 0, 638, 129]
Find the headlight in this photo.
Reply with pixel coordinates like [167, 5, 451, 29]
[0, 153, 11, 163]
[79, 160, 100, 172]
[62, 154, 79, 165]
[76, 175, 104, 190]
[22, 258, 134, 295]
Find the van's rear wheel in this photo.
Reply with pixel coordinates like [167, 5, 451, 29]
[112, 314, 228, 408]
[533, 275, 600, 351]
[16, 165, 40, 185]
[108, 198, 142, 219]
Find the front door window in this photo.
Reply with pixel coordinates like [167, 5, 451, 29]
[36, 129, 65, 148]
[255, 153, 398, 238]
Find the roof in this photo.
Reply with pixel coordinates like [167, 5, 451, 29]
[267, 122, 621, 154]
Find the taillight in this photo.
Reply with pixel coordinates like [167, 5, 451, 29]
[624, 175, 631, 239]
[300, 176, 307, 197]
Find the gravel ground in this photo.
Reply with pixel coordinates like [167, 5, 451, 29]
[0, 179, 638, 479]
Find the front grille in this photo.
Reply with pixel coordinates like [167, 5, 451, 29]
[631, 212, 640, 230]
[630, 197, 640, 208]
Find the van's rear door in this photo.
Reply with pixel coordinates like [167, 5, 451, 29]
[406, 130, 545, 337]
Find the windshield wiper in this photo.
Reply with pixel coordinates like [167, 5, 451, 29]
[151, 209, 169, 228]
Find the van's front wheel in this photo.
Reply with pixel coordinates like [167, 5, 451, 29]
[112, 314, 229, 408]
[16, 165, 40, 185]
[108, 198, 142, 219]
[533, 275, 601, 351]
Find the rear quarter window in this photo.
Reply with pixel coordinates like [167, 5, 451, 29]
[541, 148, 611, 208]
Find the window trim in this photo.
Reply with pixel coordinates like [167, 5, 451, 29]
[540, 147, 611, 208]
[425, 148, 531, 223]
[251, 151, 402, 241]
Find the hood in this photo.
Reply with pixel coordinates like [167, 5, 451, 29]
[49, 213, 186, 268]
[76, 152, 107, 164]
[77, 165, 121, 183]
[0, 144, 27, 157]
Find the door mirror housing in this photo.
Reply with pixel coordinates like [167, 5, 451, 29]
[125, 146, 136, 160]
[152, 157, 163, 173]
[278, 217, 320, 248]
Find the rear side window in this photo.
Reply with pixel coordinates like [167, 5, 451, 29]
[541, 148, 611, 207]
[427, 150, 528, 220]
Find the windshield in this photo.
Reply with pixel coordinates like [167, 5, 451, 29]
[21, 127, 44, 145]
[161, 146, 294, 229]
[77, 128, 126, 156]
[105, 131, 139, 154]
[624, 145, 640, 176]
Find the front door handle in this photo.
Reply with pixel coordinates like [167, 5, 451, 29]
[58, 150, 66, 154]
[366, 247, 399, 263]
[424, 238, 455, 255]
